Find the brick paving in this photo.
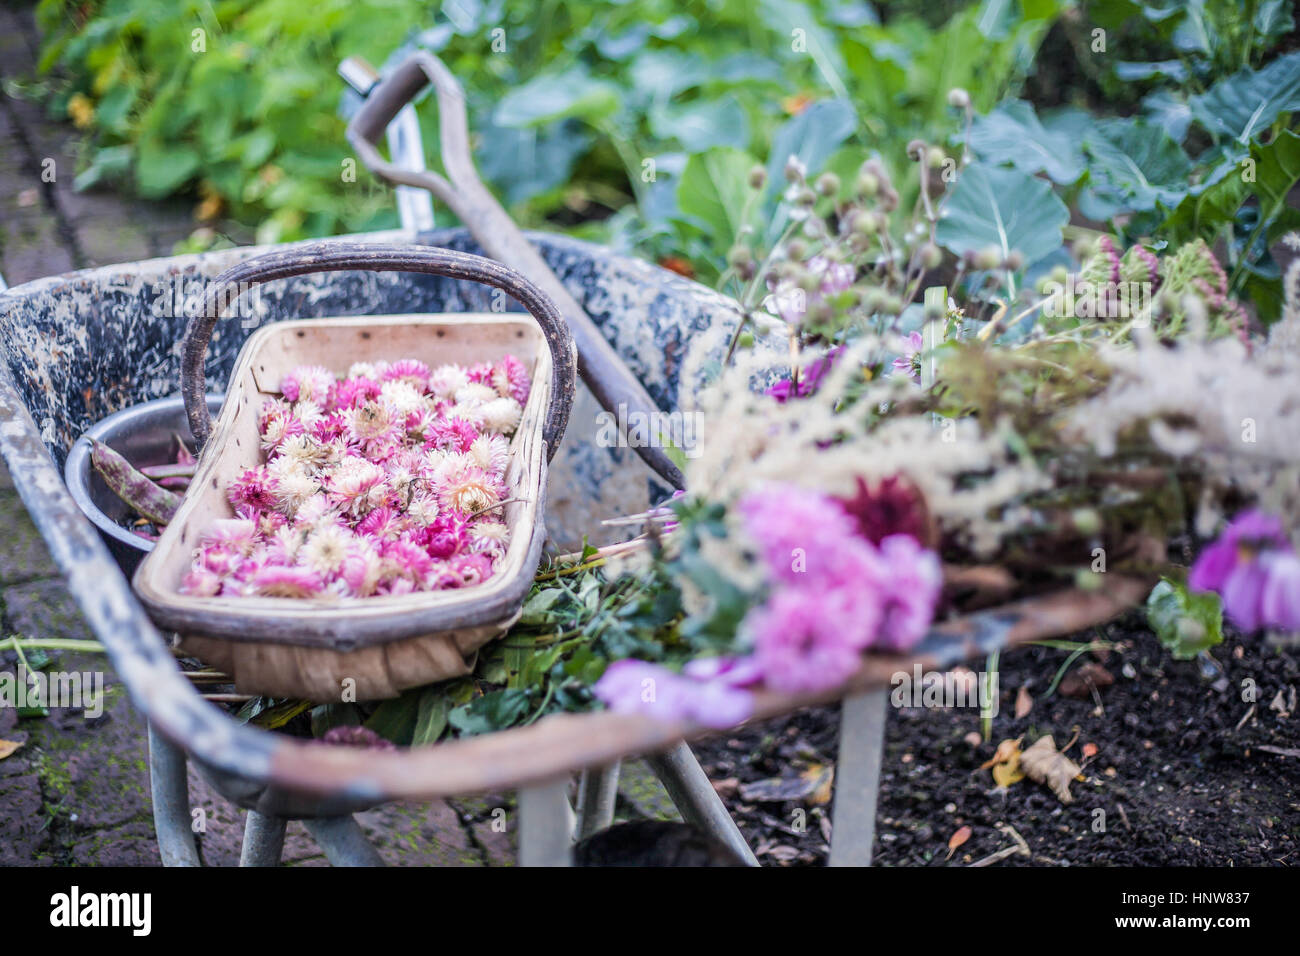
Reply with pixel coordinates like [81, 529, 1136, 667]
[0, 6, 678, 866]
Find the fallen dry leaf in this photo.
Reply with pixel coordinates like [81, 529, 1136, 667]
[947, 825, 972, 859]
[1015, 685, 1034, 719]
[1020, 735, 1081, 804]
[982, 737, 1026, 788]
[992, 749, 1026, 788]
[963, 731, 982, 747]
[0, 738, 23, 761]
[805, 764, 835, 806]
[1082, 742, 1099, 759]
[979, 737, 1023, 770]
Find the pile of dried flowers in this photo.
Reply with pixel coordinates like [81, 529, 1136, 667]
[179, 355, 530, 599]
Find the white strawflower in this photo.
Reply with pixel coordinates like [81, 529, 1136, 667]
[479, 397, 522, 434]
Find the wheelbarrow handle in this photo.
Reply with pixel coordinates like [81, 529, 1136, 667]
[179, 241, 577, 460]
[347, 51, 686, 490]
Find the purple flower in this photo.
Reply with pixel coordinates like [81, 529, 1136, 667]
[737, 483, 864, 585]
[892, 331, 924, 381]
[1190, 510, 1299, 632]
[765, 346, 843, 403]
[874, 534, 943, 651]
[748, 588, 866, 694]
[1260, 552, 1300, 632]
[593, 660, 754, 729]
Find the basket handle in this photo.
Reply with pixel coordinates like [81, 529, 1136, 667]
[179, 241, 576, 460]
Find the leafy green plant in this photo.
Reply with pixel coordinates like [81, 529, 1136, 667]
[1146, 577, 1224, 660]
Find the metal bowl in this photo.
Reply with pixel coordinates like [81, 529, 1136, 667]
[64, 394, 224, 575]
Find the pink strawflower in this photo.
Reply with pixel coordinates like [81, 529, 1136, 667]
[329, 376, 382, 411]
[356, 505, 401, 541]
[249, 564, 325, 598]
[180, 567, 222, 597]
[381, 358, 431, 389]
[447, 552, 494, 587]
[311, 411, 350, 444]
[492, 354, 531, 406]
[413, 512, 469, 559]
[324, 456, 387, 515]
[427, 416, 480, 454]
[380, 538, 433, 582]
[227, 466, 278, 512]
[466, 361, 494, 386]
[346, 400, 403, 454]
[280, 365, 334, 404]
[200, 518, 258, 557]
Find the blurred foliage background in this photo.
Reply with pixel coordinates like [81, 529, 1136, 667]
[26, 0, 1300, 316]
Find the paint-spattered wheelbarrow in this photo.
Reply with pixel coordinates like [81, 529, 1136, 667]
[0, 225, 1148, 865]
[0, 49, 1150, 864]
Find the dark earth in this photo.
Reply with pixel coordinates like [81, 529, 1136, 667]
[693, 613, 1300, 866]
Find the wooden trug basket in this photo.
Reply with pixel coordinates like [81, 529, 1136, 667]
[133, 242, 576, 702]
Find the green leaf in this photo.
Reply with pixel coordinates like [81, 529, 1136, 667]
[411, 688, 451, 745]
[1189, 50, 1300, 145]
[519, 586, 566, 626]
[493, 66, 621, 128]
[969, 99, 1085, 184]
[1251, 128, 1300, 229]
[1146, 578, 1224, 660]
[447, 688, 532, 737]
[1080, 117, 1192, 215]
[135, 139, 199, 198]
[675, 146, 759, 249]
[650, 98, 750, 152]
[935, 162, 1069, 264]
[763, 99, 857, 196]
[364, 688, 422, 745]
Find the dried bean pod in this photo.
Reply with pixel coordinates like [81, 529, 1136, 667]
[89, 438, 182, 525]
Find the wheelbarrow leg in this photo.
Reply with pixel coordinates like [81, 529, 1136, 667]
[148, 723, 200, 867]
[240, 811, 287, 867]
[829, 688, 889, 867]
[575, 761, 621, 839]
[303, 816, 386, 866]
[645, 741, 759, 867]
[517, 776, 574, 866]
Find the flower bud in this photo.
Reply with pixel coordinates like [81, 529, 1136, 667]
[748, 164, 767, 190]
[1004, 250, 1024, 271]
[926, 146, 946, 170]
[948, 88, 971, 109]
[815, 172, 840, 196]
[974, 245, 1001, 271]
[920, 243, 943, 270]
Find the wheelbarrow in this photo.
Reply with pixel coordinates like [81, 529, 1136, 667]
[0, 55, 1151, 866]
